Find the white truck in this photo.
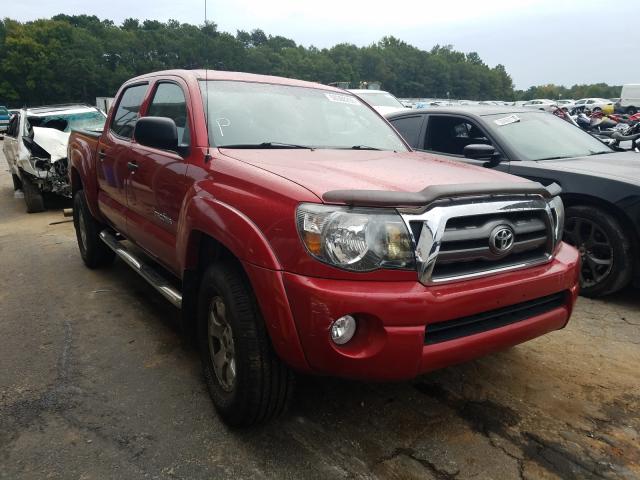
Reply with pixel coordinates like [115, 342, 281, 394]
[2, 104, 106, 212]
[617, 84, 640, 114]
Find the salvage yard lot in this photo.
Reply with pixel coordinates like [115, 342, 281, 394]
[0, 146, 638, 479]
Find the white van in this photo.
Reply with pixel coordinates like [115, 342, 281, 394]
[618, 84, 640, 114]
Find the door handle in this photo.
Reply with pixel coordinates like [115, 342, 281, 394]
[127, 161, 139, 171]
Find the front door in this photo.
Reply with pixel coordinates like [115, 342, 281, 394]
[125, 80, 193, 274]
[421, 115, 510, 173]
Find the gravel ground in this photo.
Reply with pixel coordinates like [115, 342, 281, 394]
[0, 144, 638, 480]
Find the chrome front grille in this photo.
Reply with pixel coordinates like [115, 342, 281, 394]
[400, 195, 557, 285]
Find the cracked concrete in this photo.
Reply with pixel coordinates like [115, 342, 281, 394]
[1, 146, 639, 479]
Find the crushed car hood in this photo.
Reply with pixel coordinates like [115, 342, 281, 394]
[219, 149, 529, 200]
[539, 151, 640, 185]
[32, 127, 70, 162]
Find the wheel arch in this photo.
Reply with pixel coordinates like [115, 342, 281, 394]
[561, 192, 639, 271]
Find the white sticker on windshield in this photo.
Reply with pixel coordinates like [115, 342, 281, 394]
[494, 114, 520, 126]
[325, 93, 360, 105]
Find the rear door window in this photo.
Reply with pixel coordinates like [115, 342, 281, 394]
[146, 82, 190, 146]
[111, 84, 148, 139]
[389, 115, 423, 148]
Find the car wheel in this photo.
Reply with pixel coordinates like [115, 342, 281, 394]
[563, 206, 632, 297]
[22, 175, 45, 213]
[197, 261, 294, 426]
[73, 190, 115, 268]
[11, 174, 22, 191]
[593, 107, 602, 113]
[627, 106, 637, 115]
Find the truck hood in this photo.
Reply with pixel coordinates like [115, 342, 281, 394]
[219, 149, 529, 200]
[539, 151, 640, 185]
[32, 127, 70, 162]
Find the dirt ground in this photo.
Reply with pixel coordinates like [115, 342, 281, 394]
[1, 144, 638, 480]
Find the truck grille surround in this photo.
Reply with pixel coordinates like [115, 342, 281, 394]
[399, 195, 557, 285]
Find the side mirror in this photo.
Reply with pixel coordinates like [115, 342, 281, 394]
[464, 143, 498, 161]
[134, 116, 178, 152]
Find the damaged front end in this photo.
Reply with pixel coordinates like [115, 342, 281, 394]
[22, 127, 71, 198]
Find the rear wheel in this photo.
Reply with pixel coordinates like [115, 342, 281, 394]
[627, 106, 637, 115]
[563, 206, 632, 297]
[593, 107, 602, 113]
[197, 261, 294, 426]
[22, 175, 45, 213]
[73, 190, 115, 268]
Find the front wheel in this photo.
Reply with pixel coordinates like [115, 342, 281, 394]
[627, 106, 637, 115]
[73, 190, 115, 269]
[22, 175, 45, 213]
[563, 206, 632, 297]
[197, 261, 294, 426]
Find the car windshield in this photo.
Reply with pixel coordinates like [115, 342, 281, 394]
[356, 92, 405, 108]
[199, 81, 407, 151]
[27, 110, 106, 132]
[487, 112, 612, 160]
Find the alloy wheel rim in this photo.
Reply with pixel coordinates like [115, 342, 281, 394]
[207, 296, 236, 392]
[563, 217, 613, 288]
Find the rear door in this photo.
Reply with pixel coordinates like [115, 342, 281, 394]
[2, 113, 21, 174]
[125, 79, 193, 273]
[97, 83, 149, 234]
[420, 114, 510, 173]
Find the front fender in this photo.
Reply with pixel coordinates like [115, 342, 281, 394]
[177, 193, 282, 273]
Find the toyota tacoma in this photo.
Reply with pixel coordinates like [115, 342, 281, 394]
[68, 70, 580, 426]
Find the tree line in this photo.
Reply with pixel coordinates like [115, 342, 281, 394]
[0, 15, 621, 107]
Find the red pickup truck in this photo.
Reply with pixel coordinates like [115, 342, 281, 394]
[68, 70, 580, 426]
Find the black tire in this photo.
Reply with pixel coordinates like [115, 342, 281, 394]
[11, 174, 22, 191]
[627, 106, 637, 115]
[593, 107, 602, 113]
[197, 261, 294, 426]
[563, 206, 633, 297]
[73, 190, 115, 269]
[22, 175, 45, 213]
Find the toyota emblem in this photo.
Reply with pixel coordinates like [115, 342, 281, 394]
[489, 225, 515, 255]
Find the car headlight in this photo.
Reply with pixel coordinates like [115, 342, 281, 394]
[296, 203, 415, 272]
[548, 195, 565, 250]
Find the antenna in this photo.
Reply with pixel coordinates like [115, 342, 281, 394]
[204, 0, 212, 162]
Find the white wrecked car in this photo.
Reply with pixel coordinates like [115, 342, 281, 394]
[3, 105, 106, 212]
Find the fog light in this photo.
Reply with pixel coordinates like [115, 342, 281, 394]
[330, 315, 357, 345]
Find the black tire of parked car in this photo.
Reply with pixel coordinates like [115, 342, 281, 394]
[197, 261, 294, 426]
[563, 206, 633, 297]
[11, 174, 22, 191]
[627, 106, 637, 115]
[73, 190, 115, 269]
[22, 175, 45, 213]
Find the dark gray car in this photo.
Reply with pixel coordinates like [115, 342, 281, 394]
[387, 106, 640, 297]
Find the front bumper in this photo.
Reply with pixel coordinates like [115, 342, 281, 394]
[274, 242, 579, 381]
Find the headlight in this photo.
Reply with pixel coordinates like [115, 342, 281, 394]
[548, 195, 565, 250]
[296, 203, 415, 272]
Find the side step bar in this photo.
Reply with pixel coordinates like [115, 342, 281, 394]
[99, 230, 182, 309]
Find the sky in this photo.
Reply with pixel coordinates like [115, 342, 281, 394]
[4, 0, 636, 89]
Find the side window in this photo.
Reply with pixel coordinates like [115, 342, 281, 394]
[110, 84, 148, 139]
[587, 100, 594, 104]
[146, 82, 190, 146]
[390, 116, 423, 148]
[425, 116, 490, 156]
[7, 115, 19, 137]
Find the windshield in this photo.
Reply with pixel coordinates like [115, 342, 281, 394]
[356, 92, 405, 108]
[27, 110, 106, 133]
[488, 112, 612, 160]
[199, 81, 407, 151]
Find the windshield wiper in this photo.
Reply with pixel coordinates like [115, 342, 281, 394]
[220, 142, 314, 150]
[350, 145, 382, 151]
[536, 156, 570, 161]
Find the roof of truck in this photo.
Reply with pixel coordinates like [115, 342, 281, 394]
[126, 69, 343, 92]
